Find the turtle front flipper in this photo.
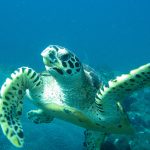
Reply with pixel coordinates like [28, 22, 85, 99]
[27, 109, 54, 124]
[0, 67, 42, 147]
[83, 130, 106, 150]
[95, 63, 150, 128]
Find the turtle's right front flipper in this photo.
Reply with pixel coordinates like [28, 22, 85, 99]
[0, 67, 42, 147]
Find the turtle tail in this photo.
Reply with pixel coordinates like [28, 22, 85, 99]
[0, 67, 41, 147]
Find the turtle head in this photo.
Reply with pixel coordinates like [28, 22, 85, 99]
[41, 45, 83, 83]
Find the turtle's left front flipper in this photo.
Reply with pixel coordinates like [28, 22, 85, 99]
[95, 63, 150, 126]
[96, 63, 150, 102]
[0, 67, 42, 147]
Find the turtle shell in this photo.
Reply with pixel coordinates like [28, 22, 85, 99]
[83, 64, 101, 90]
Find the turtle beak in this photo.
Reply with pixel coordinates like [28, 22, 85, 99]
[41, 47, 62, 69]
[41, 49, 48, 57]
[42, 57, 51, 67]
[41, 49, 51, 67]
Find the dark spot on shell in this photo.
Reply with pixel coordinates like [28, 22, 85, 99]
[12, 86, 17, 90]
[8, 121, 11, 125]
[75, 56, 79, 62]
[1, 119, 6, 123]
[66, 69, 72, 74]
[17, 111, 22, 116]
[76, 68, 80, 72]
[12, 120, 15, 125]
[62, 61, 67, 67]
[18, 90, 22, 95]
[5, 96, 10, 100]
[3, 102, 8, 106]
[71, 57, 75, 61]
[96, 123, 101, 126]
[126, 89, 131, 91]
[136, 74, 141, 78]
[64, 109, 71, 114]
[6, 116, 10, 121]
[8, 92, 13, 95]
[119, 85, 124, 88]
[78, 119, 84, 122]
[124, 82, 128, 85]
[75, 62, 80, 67]
[118, 124, 122, 128]
[16, 83, 20, 87]
[68, 60, 74, 68]
[14, 126, 18, 130]
[130, 79, 135, 82]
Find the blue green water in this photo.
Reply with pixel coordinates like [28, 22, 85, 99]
[0, 0, 150, 70]
[0, 0, 150, 150]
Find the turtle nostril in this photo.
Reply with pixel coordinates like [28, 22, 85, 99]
[41, 49, 48, 57]
[41, 46, 52, 57]
[49, 53, 57, 63]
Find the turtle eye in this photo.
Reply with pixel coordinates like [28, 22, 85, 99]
[60, 53, 70, 61]
[49, 52, 57, 63]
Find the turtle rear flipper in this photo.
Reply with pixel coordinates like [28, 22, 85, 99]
[95, 63, 150, 130]
[0, 67, 42, 147]
[27, 109, 54, 124]
[83, 130, 106, 150]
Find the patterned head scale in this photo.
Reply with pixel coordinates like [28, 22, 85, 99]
[41, 45, 83, 79]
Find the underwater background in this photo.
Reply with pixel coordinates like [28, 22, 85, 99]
[0, 0, 150, 150]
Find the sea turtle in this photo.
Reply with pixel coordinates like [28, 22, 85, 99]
[0, 45, 149, 150]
